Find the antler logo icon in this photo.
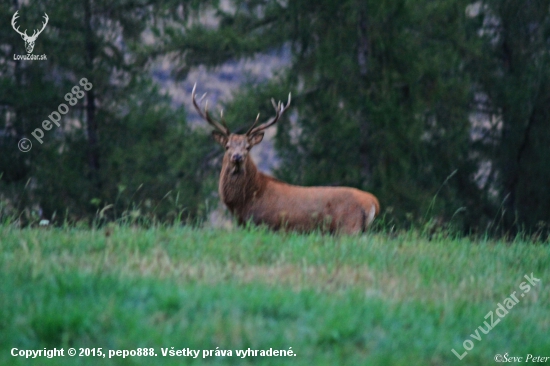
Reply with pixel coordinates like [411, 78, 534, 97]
[11, 11, 49, 54]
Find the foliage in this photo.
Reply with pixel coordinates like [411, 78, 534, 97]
[0, 0, 215, 225]
[467, 0, 550, 232]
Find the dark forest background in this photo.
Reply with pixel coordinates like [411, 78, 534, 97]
[1, 0, 549, 236]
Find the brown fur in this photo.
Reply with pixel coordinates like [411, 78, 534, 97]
[216, 134, 380, 234]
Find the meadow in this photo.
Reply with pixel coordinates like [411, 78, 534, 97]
[0, 225, 549, 365]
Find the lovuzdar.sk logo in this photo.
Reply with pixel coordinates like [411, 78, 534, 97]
[11, 10, 48, 61]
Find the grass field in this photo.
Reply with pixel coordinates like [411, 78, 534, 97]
[1, 225, 549, 365]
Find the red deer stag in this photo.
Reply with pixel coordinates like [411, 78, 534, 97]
[192, 84, 379, 234]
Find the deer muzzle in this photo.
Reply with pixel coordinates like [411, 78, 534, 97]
[231, 153, 243, 163]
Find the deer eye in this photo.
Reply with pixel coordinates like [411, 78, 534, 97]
[246, 145, 251, 150]
[225, 146, 229, 150]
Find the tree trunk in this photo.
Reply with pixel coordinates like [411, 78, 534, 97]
[84, 0, 100, 192]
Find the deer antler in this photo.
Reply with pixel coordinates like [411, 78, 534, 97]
[28, 13, 49, 40]
[11, 11, 48, 40]
[247, 93, 291, 136]
[192, 83, 230, 136]
[11, 11, 27, 38]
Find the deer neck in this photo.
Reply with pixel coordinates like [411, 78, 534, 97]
[219, 156, 266, 215]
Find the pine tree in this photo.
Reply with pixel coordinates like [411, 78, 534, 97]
[469, 0, 550, 233]
[0, 0, 213, 224]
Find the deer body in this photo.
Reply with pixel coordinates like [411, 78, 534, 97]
[192, 84, 379, 234]
[218, 154, 379, 233]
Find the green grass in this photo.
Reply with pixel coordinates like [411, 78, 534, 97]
[0, 225, 549, 365]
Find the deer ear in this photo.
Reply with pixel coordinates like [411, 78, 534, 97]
[212, 131, 228, 146]
[249, 132, 264, 146]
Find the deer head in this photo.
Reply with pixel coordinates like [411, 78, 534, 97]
[192, 84, 291, 174]
[11, 11, 49, 54]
